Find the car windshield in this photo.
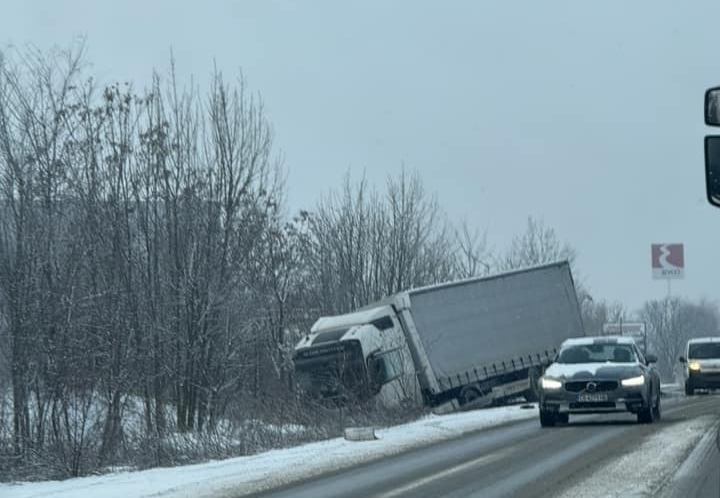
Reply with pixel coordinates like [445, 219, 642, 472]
[688, 342, 720, 359]
[557, 344, 636, 364]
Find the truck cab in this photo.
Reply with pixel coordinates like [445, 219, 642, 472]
[293, 305, 418, 407]
[679, 337, 720, 395]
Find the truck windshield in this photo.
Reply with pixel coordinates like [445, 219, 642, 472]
[294, 340, 367, 398]
[689, 342, 720, 359]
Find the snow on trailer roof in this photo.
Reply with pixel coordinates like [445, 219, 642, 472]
[405, 260, 573, 297]
[561, 336, 637, 347]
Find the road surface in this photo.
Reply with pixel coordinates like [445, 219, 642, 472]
[660, 405, 720, 498]
[244, 394, 720, 498]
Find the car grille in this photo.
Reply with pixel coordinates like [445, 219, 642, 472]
[564, 381, 619, 393]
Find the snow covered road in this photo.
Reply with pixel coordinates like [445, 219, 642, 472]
[249, 394, 720, 498]
[0, 404, 538, 498]
[2, 391, 718, 498]
[555, 414, 718, 498]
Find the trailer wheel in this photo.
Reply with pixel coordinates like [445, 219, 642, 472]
[460, 387, 481, 405]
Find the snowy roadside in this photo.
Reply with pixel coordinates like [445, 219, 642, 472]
[555, 414, 717, 498]
[0, 404, 538, 498]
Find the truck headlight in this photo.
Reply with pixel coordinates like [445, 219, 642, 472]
[621, 375, 645, 387]
[540, 377, 562, 390]
[689, 361, 701, 371]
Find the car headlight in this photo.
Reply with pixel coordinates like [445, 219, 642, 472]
[540, 377, 562, 390]
[688, 361, 701, 371]
[621, 375, 645, 387]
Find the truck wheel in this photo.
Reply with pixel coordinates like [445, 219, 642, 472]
[539, 409, 557, 428]
[460, 387, 481, 405]
[524, 367, 542, 402]
[557, 413, 569, 424]
[685, 382, 694, 396]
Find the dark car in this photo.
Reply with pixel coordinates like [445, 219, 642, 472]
[538, 336, 661, 427]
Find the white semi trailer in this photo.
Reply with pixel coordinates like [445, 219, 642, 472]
[293, 261, 585, 410]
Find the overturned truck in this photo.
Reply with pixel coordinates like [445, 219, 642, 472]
[293, 261, 585, 411]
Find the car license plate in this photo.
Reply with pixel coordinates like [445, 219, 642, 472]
[578, 393, 608, 402]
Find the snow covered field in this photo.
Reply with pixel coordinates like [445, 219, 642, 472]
[0, 404, 538, 498]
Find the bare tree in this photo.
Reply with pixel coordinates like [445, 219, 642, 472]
[495, 216, 576, 271]
[304, 169, 458, 315]
[580, 298, 627, 337]
[383, 168, 453, 292]
[0, 44, 294, 477]
[0, 43, 95, 470]
[453, 220, 491, 278]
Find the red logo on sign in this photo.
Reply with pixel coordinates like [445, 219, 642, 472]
[651, 244, 684, 269]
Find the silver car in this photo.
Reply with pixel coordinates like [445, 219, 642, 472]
[538, 336, 661, 427]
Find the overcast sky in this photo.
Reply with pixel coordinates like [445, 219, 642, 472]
[2, 0, 720, 312]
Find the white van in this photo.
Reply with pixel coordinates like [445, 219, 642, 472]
[679, 337, 720, 395]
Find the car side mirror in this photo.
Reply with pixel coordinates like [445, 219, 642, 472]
[704, 136, 720, 208]
[703, 87, 720, 208]
[679, 356, 687, 364]
[706, 87, 720, 126]
[645, 354, 658, 364]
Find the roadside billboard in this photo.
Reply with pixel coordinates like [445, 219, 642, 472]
[651, 243, 684, 279]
